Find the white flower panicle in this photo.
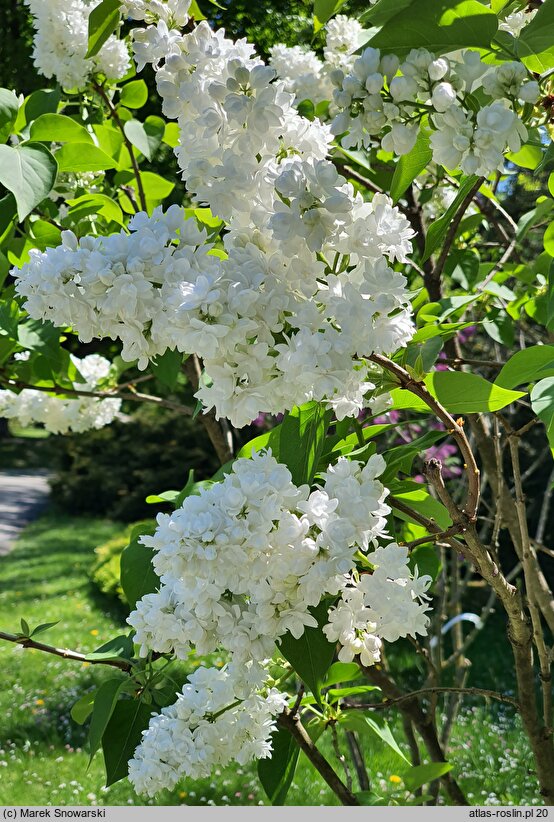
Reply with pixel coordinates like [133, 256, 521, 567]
[24, 0, 130, 89]
[128, 664, 287, 797]
[128, 451, 430, 674]
[127, 451, 431, 793]
[328, 45, 538, 176]
[0, 354, 121, 434]
[14, 18, 415, 428]
[14, 203, 413, 428]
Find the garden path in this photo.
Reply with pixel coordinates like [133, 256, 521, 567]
[0, 470, 50, 556]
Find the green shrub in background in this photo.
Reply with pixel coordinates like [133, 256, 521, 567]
[50, 406, 219, 522]
[90, 521, 154, 606]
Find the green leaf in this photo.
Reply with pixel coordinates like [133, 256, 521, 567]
[29, 113, 93, 144]
[0, 143, 58, 221]
[364, 0, 497, 57]
[30, 219, 62, 250]
[65, 193, 124, 227]
[120, 522, 160, 609]
[314, 0, 347, 32]
[323, 661, 361, 686]
[392, 485, 452, 530]
[88, 678, 128, 764]
[30, 620, 59, 637]
[124, 120, 153, 160]
[339, 712, 410, 763]
[14, 89, 61, 132]
[403, 762, 453, 792]
[327, 685, 379, 703]
[381, 428, 447, 483]
[428, 371, 525, 413]
[391, 372, 525, 414]
[71, 690, 99, 726]
[150, 349, 183, 389]
[536, 141, 554, 176]
[55, 142, 116, 173]
[0, 88, 19, 142]
[237, 426, 282, 460]
[119, 80, 148, 109]
[530, 377, 554, 456]
[20, 618, 30, 636]
[390, 125, 432, 204]
[278, 600, 336, 706]
[86, 0, 122, 59]
[85, 634, 134, 663]
[422, 176, 480, 261]
[496, 346, 554, 390]
[544, 222, 554, 257]
[279, 402, 332, 485]
[163, 122, 180, 148]
[258, 726, 300, 805]
[517, 0, 554, 73]
[409, 545, 441, 582]
[102, 699, 153, 786]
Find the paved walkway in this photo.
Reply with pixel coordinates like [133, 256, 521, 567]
[0, 470, 51, 556]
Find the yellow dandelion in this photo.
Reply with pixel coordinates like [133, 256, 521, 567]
[35, 699, 45, 706]
[179, 792, 187, 799]
[90, 629, 99, 636]
[389, 775, 402, 784]
[82, 662, 90, 667]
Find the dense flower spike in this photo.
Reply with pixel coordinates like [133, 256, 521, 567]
[24, 0, 129, 88]
[128, 451, 430, 675]
[328, 46, 537, 175]
[128, 665, 287, 796]
[127, 451, 430, 792]
[0, 354, 121, 434]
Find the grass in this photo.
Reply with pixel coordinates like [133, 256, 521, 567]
[0, 511, 543, 806]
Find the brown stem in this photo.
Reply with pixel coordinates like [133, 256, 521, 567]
[345, 730, 370, 792]
[93, 81, 147, 212]
[183, 356, 233, 465]
[278, 709, 359, 805]
[426, 177, 484, 300]
[0, 630, 131, 672]
[509, 437, 553, 733]
[369, 353, 480, 523]
[0, 376, 193, 416]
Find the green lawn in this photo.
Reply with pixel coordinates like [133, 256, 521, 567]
[0, 512, 542, 806]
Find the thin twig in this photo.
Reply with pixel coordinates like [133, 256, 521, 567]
[428, 177, 484, 295]
[343, 685, 519, 710]
[0, 631, 131, 672]
[369, 353, 480, 524]
[93, 81, 147, 212]
[0, 377, 193, 416]
[182, 355, 233, 465]
[509, 438, 553, 732]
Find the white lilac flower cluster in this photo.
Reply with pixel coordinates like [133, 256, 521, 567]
[14, 16, 414, 427]
[128, 451, 430, 678]
[0, 354, 121, 434]
[24, 0, 130, 90]
[269, 15, 365, 107]
[128, 664, 288, 797]
[329, 47, 538, 176]
[127, 451, 430, 793]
